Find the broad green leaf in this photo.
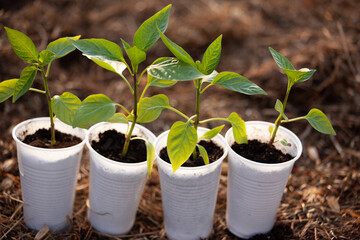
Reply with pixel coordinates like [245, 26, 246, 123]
[83, 54, 126, 77]
[106, 113, 129, 124]
[167, 121, 197, 172]
[0, 79, 18, 103]
[274, 99, 288, 120]
[69, 38, 125, 62]
[147, 74, 177, 88]
[197, 144, 209, 165]
[133, 4, 171, 51]
[305, 108, 336, 135]
[269, 47, 295, 70]
[137, 94, 170, 123]
[72, 94, 116, 128]
[52, 92, 81, 126]
[47, 35, 81, 59]
[212, 71, 267, 95]
[158, 30, 195, 67]
[4, 27, 39, 63]
[127, 46, 146, 68]
[199, 125, 224, 140]
[227, 112, 247, 144]
[283, 68, 316, 84]
[201, 35, 222, 74]
[13, 65, 37, 102]
[39, 50, 56, 66]
[147, 57, 203, 81]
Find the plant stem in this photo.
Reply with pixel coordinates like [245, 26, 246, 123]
[121, 72, 138, 157]
[40, 67, 55, 146]
[269, 81, 293, 146]
[199, 117, 228, 124]
[167, 106, 190, 121]
[192, 79, 202, 161]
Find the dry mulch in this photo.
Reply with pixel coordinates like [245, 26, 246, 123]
[1, 0, 360, 239]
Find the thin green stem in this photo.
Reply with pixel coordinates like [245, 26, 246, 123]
[29, 88, 46, 94]
[139, 83, 150, 102]
[40, 67, 55, 146]
[199, 117, 229, 124]
[281, 116, 306, 124]
[166, 106, 190, 121]
[115, 103, 131, 115]
[119, 73, 134, 95]
[192, 79, 202, 161]
[122, 70, 138, 157]
[137, 68, 148, 86]
[200, 83, 213, 94]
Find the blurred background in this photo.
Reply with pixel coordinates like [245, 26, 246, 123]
[0, 0, 359, 239]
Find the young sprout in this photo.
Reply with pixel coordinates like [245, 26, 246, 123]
[268, 47, 336, 146]
[67, 5, 172, 177]
[1, 27, 82, 145]
[141, 31, 267, 172]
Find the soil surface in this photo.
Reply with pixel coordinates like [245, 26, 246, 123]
[231, 140, 293, 164]
[91, 130, 146, 163]
[0, 0, 359, 239]
[159, 140, 224, 167]
[22, 128, 82, 148]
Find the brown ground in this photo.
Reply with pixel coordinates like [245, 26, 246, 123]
[0, 0, 359, 239]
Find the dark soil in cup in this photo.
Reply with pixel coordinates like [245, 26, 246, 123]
[91, 129, 146, 163]
[22, 128, 82, 148]
[159, 140, 224, 167]
[231, 140, 293, 164]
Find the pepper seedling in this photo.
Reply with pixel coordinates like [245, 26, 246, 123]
[67, 4, 172, 177]
[267, 47, 336, 146]
[140, 31, 267, 172]
[1, 27, 82, 145]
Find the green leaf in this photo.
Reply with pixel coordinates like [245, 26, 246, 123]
[158, 30, 195, 67]
[69, 38, 125, 62]
[146, 139, 156, 177]
[72, 94, 116, 128]
[52, 92, 81, 126]
[280, 139, 291, 147]
[283, 68, 316, 84]
[0, 79, 18, 103]
[137, 94, 170, 123]
[268, 125, 274, 137]
[4, 27, 39, 63]
[167, 121, 197, 172]
[106, 113, 129, 124]
[199, 125, 224, 140]
[13, 65, 37, 102]
[39, 50, 56, 66]
[83, 54, 127, 77]
[47, 35, 81, 59]
[274, 99, 288, 120]
[133, 4, 171, 51]
[147, 74, 177, 88]
[212, 71, 267, 95]
[197, 144, 209, 165]
[147, 57, 203, 81]
[227, 112, 247, 144]
[201, 35, 222, 74]
[269, 47, 295, 70]
[305, 108, 336, 135]
[202, 70, 218, 83]
[126, 46, 146, 68]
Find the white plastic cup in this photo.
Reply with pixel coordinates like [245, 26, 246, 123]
[155, 127, 228, 240]
[225, 121, 303, 239]
[12, 117, 86, 232]
[86, 122, 156, 235]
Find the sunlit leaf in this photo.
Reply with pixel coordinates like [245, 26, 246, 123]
[167, 121, 197, 172]
[147, 74, 177, 88]
[227, 112, 247, 144]
[274, 99, 288, 120]
[4, 27, 39, 63]
[197, 144, 209, 165]
[305, 108, 336, 135]
[13, 65, 37, 102]
[201, 35, 222, 74]
[52, 92, 81, 126]
[0, 79, 18, 103]
[47, 35, 81, 59]
[106, 113, 129, 124]
[137, 94, 170, 123]
[83, 54, 126, 77]
[133, 4, 171, 51]
[269, 47, 294, 70]
[283, 68, 316, 84]
[199, 125, 224, 140]
[39, 50, 56, 66]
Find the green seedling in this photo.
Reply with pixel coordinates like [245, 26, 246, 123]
[67, 4, 172, 177]
[1, 27, 82, 145]
[267, 47, 336, 146]
[141, 31, 267, 172]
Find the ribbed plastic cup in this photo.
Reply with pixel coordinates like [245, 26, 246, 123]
[12, 117, 86, 232]
[86, 122, 156, 235]
[225, 121, 302, 239]
[155, 127, 228, 240]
